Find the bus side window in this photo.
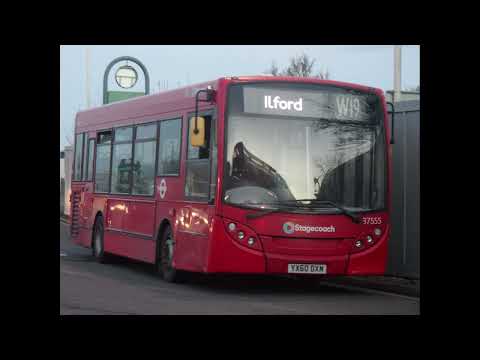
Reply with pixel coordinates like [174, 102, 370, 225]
[73, 133, 85, 181]
[94, 130, 112, 193]
[158, 118, 182, 176]
[132, 123, 157, 195]
[87, 139, 95, 181]
[110, 127, 133, 194]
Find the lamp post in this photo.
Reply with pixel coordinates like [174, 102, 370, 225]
[394, 45, 402, 103]
[85, 47, 91, 108]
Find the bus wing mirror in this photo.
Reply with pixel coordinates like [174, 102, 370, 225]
[189, 116, 206, 147]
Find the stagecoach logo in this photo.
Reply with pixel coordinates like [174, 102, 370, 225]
[283, 222, 295, 234]
[283, 222, 336, 234]
[264, 95, 303, 112]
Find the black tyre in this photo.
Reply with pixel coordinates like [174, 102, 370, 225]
[92, 216, 109, 263]
[157, 225, 186, 283]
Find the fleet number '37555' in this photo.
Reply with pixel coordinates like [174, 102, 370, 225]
[362, 217, 382, 225]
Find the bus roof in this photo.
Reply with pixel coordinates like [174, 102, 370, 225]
[75, 76, 383, 133]
[223, 75, 382, 95]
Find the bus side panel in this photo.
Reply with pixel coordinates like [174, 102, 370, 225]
[155, 201, 213, 273]
[103, 231, 155, 263]
[173, 203, 211, 272]
[102, 198, 156, 263]
[123, 200, 156, 238]
[153, 168, 210, 272]
[106, 199, 126, 231]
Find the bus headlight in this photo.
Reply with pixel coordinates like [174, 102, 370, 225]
[222, 218, 263, 251]
[366, 235, 374, 244]
[355, 240, 363, 248]
[374, 228, 382, 236]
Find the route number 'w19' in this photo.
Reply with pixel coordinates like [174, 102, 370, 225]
[336, 96, 361, 119]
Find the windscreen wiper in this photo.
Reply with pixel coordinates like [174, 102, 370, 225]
[245, 205, 298, 220]
[277, 199, 361, 224]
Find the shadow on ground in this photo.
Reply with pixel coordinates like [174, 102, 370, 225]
[62, 251, 367, 298]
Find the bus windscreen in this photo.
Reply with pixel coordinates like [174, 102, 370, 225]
[224, 83, 386, 213]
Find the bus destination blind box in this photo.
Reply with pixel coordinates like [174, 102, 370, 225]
[242, 85, 376, 123]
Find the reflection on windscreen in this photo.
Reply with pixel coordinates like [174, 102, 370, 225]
[224, 115, 385, 211]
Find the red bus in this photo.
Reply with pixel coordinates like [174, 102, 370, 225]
[70, 76, 393, 282]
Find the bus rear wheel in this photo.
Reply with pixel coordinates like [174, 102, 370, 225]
[157, 225, 186, 283]
[92, 216, 109, 263]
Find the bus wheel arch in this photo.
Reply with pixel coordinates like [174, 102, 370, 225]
[155, 219, 185, 283]
[155, 219, 172, 261]
[92, 211, 109, 263]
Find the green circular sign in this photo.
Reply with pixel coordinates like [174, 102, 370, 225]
[115, 65, 138, 89]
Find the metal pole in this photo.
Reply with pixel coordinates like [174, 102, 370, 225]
[394, 45, 402, 103]
[85, 47, 91, 108]
[305, 126, 312, 196]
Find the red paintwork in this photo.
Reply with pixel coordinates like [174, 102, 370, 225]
[70, 76, 391, 276]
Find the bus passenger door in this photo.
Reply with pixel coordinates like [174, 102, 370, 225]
[178, 111, 217, 272]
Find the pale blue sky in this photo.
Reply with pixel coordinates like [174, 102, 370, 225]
[60, 45, 420, 149]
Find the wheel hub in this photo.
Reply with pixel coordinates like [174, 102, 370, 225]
[165, 236, 174, 265]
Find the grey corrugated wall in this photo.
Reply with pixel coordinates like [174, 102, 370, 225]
[387, 100, 420, 279]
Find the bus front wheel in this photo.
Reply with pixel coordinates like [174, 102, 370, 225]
[157, 225, 186, 283]
[92, 216, 109, 263]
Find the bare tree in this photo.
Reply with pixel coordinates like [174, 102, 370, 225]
[62, 119, 74, 148]
[266, 61, 280, 76]
[265, 53, 330, 79]
[61, 106, 78, 149]
[65, 133, 74, 147]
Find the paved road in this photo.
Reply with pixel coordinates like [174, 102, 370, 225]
[60, 222, 420, 315]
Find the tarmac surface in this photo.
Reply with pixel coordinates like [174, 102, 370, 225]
[60, 221, 420, 315]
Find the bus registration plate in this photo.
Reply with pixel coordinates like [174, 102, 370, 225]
[288, 264, 327, 274]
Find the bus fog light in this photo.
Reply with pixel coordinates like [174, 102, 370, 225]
[247, 237, 255, 246]
[366, 235, 373, 244]
[228, 223, 236, 231]
[374, 228, 382, 236]
[355, 240, 363, 248]
[237, 231, 245, 240]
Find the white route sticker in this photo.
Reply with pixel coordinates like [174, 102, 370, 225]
[159, 179, 167, 199]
